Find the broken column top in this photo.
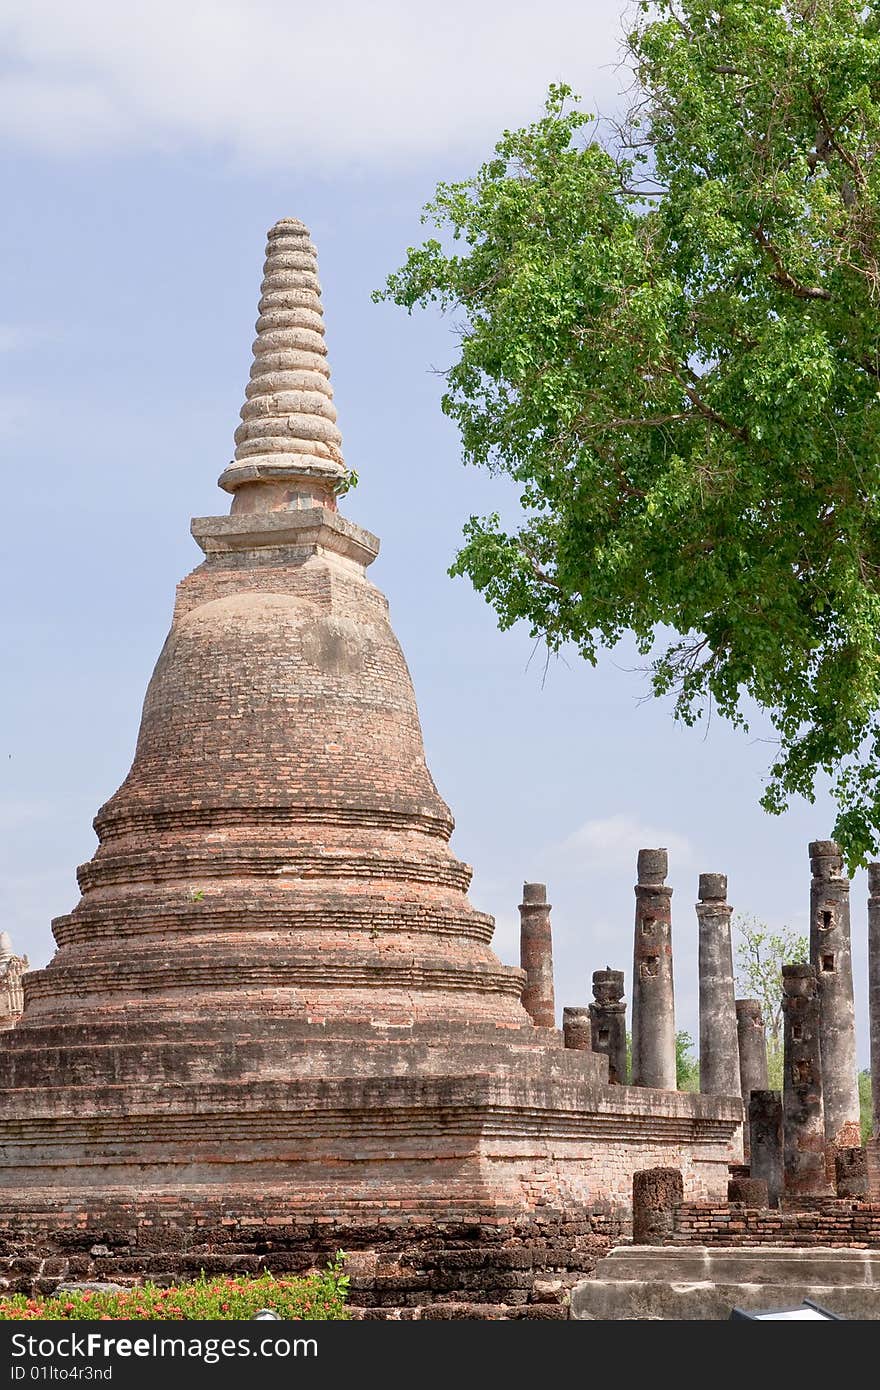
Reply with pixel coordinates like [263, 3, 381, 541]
[592, 968, 625, 1004]
[636, 849, 667, 886]
[697, 873, 727, 902]
[735, 998, 763, 1022]
[809, 840, 845, 879]
[521, 883, 547, 905]
[782, 962, 818, 997]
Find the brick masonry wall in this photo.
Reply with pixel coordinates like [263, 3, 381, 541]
[671, 1199, 880, 1247]
[0, 1202, 625, 1319]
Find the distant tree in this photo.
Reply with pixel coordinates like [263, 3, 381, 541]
[626, 1028, 698, 1089]
[379, 2, 880, 867]
[733, 913, 809, 1087]
[859, 1068, 874, 1143]
[675, 1030, 700, 1092]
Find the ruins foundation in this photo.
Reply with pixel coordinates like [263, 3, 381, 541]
[0, 221, 740, 1310]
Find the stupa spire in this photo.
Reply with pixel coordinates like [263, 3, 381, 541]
[219, 218, 346, 512]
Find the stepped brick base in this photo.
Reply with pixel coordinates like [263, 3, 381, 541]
[0, 1074, 739, 1317]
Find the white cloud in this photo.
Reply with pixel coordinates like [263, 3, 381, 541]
[553, 813, 693, 873]
[0, 1, 629, 168]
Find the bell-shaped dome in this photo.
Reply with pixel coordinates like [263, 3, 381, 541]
[110, 589, 449, 823]
[19, 220, 531, 1037]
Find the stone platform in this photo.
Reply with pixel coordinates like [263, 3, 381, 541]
[571, 1245, 880, 1319]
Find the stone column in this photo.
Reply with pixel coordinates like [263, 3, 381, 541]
[835, 1148, 868, 1198]
[697, 874, 740, 1100]
[631, 849, 676, 1089]
[867, 1139, 880, 1200]
[588, 968, 627, 1084]
[748, 1090, 783, 1208]
[632, 1167, 683, 1245]
[870, 864, 880, 1141]
[809, 841, 861, 1164]
[782, 963, 830, 1196]
[736, 1000, 769, 1159]
[727, 1176, 768, 1207]
[519, 883, 555, 1028]
[562, 1007, 591, 1051]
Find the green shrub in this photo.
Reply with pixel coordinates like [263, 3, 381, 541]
[0, 1260, 349, 1321]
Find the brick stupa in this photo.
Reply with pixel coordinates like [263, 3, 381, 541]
[0, 223, 738, 1266]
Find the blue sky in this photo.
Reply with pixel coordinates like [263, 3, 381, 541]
[0, 0, 871, 1064]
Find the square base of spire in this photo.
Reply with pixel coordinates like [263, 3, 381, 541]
[191, 508, 380, 568]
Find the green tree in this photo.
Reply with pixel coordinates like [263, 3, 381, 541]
[379, 1, 880, 866]
[675, 1029, 700, 1092]
[859, 1067, 875, 1143]
[733, 912, 809, 1086]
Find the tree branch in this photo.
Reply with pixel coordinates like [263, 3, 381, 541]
[518, 543, 561, 589]
[809, 89, 867, 194]
[578, 411, 691, 433]
[752, 226, 832, 301]
[858, 355, 880, 382]
[665, 362, 750, 443]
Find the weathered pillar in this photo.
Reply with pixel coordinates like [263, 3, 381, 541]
[867, 1138, 880, 1199]
[632, 1167, 683, 1245]
[727, 1176, 768, 1207]
[519, 882, 555, 1028]
[748, 1090, 783, 1208]
[562, 1006, 592, 1051]
[736, 999, 769, 1159]
[631, 849, 676, 1089]
[835, 1147, 868, 1198]
[809, 841, 861, 1166]
[869, 864, 880, 1141]
[782, 963, 830, 1196]
[588, 968, 627, 1084]
[697, 874, 740, 1100]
